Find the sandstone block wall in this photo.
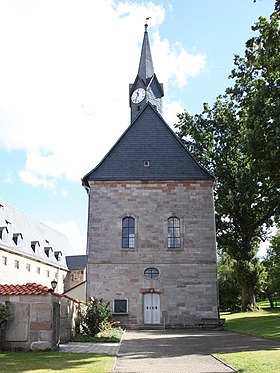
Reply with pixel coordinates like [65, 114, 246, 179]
[86, 180, 218, 327]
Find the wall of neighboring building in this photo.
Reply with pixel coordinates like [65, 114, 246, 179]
[59, 296, 80, 343]
[0, 199, 73, 293]
[86, 179, 218, 328]
[0, 248, 67, 293]
[0, 293, 60, 351]
[0, 293, 79, 350]
[64, 269, 85, 292]
[64, 281, 86, 302]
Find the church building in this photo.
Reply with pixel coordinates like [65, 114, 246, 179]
[82, 24, 218, 328]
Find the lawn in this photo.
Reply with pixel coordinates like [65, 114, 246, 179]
[222, 307, 280, 341]
[0, 352, 114, 373]
[215, 305, 280, 373]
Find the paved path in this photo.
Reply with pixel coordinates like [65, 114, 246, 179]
[112, 329, 280, 373]
[59, 329, 280, 373]
[59, 341, 120, 354]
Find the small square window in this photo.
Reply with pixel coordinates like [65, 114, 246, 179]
[143, 160, 150, 167]
[113, 299, 128, 314]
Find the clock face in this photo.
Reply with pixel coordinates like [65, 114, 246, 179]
[131, 88, 146, 104]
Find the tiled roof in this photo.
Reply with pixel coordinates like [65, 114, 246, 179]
[0, 282, 52, 295]
[0, 283, 81, 303]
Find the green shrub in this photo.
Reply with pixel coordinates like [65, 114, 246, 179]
[0, 301, 10, 326]
[80, 298, 112, 336]
[73, 321, 123, 343]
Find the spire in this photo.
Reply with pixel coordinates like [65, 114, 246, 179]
[137, 20, 154, 84]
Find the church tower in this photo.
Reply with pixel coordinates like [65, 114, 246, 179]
[82, 24, 218, 328]
[129, 21, 164, 122]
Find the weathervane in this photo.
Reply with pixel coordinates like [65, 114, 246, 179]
[145, 17, 151, 31]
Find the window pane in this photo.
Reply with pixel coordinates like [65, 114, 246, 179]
[168, 217, 181, 248]
[114, 299, 127, 313]
[122, 217, 135, 248]
[144, 267, 159, 279]
[122, 237, 129, 248]
[123, 218, 129, 228]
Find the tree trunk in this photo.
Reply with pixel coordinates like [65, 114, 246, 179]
[265, 289, 275, 308]
[241, 283, 259, 311]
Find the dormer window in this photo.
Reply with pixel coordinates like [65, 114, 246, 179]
[13, 233, 23, 246]
[143, 160, 150, 167]
[54, 251, 62, 261]
[31, 241, 40, 252]
[0, 227, 8, 241]
[44, 246, 53, 257]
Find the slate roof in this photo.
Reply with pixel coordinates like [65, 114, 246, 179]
[137, 26, 154, 84]
[66, 255, 87, 270]
[0, 199, 74, 270]
[82, 103, 214, 185]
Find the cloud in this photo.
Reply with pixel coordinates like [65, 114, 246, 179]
[0, 0, 206, 188]
[45, 220, 86, 255]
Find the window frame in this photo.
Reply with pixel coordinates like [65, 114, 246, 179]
[144, 267, 160, 279]
[113, 299, 128, 315]
[167, 217, 181, 249]
[122, 217, 135, 249]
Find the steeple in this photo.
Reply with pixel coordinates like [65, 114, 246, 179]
[129, 21, 164, 123]
[137, 21, 154, 85]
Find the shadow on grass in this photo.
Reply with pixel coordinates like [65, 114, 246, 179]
[0, 352, 113, 373]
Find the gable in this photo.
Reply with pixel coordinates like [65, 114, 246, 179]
[83, 104, 214, 185]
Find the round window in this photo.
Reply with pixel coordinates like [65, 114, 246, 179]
[144, 267, 159, 279]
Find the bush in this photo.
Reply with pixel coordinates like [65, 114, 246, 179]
[73, 321, 123, 343]
[80, 298, 112, 336]
[0, 301, 10, 326]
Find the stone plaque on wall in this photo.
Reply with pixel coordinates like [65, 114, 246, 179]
[6, 303, 30, 341]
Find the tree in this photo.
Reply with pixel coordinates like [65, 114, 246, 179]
[262, 229, 280, 307]
[218, 254, 241, 312]
[229, 2, 280, 190]
[175, 2, 280, 311]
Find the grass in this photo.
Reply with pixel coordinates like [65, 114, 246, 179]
[216, 350, 280, 373]
[215, 304, 280, 372]
[0, 351, 114, 373]
[222, 306, 280, 341]
[0, 323, 123, 372]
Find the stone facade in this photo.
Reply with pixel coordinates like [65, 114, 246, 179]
[86, 179, 218, 328]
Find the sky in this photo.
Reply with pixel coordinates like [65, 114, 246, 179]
[0, 0, 276, 256]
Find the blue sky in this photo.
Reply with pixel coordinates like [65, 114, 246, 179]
[0, 0, 276, 255]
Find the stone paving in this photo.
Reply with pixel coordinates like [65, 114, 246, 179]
[59, 329, 280, 373]
[59, 341, 120, 355]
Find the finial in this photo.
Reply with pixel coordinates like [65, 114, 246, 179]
[145, 17, 151, 31]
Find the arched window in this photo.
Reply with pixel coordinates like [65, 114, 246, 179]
[168, 217, 181, 248]
[122, 217, 135, 248]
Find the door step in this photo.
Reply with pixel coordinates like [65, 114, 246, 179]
[139, 325, 165, 330]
